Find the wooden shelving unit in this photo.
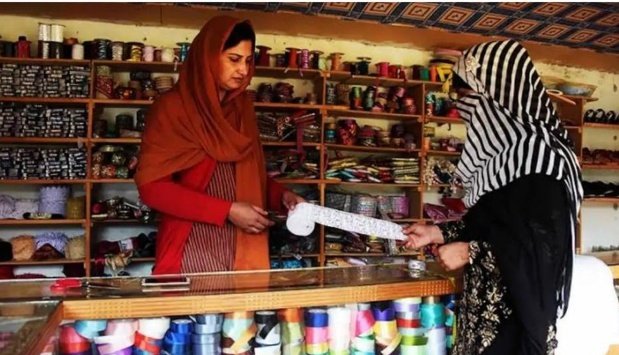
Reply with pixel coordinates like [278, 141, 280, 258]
[1, 57, 604, 275]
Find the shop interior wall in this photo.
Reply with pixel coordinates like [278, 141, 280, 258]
[0, 13, 617, 276]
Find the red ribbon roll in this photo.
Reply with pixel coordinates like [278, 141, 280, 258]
[396, 318, 421, 328]
[59, 324, 90, 354]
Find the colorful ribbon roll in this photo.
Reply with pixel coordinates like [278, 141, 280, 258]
[94, 334, 133, 355]
[347, 303, 374, 355]
[279, 308, 304, 355]
[135, 317, 170, 354]
[421, 297, 446, 355]
[442, 295, 456, 349]
[328, 307, 351, 354]
[287, 203, 406, 240]
[105, 319, 138, 340]
[161, 318, 192, 354]
[74, 320, 107, 340]
[59, 323, 90, 355]
[192, 314, 223, 355]
[372, 303, 401, 355]
[222, 311, 256, 355]
[305, 309, 328, 355]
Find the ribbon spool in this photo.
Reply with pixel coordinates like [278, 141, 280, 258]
[441, 295, 456, 350]
[357, 57, 371, 76]
[111, 41, 124, 61]
[299, 49, 310, 70]
[74, 320, 107, 340]
[256, 46, 271, 67]
[330, 52, 344, 71]
[286, 48, 299, 69]
[162, 318, 192, 355]
[278, 308, 304, 355]
[222, 312, 256, 355]
[71, 44, 84, 60]
[394, 298, 424, 337]
[372, 303, 401, 355]
[38, 23, 51, 41]
[327, 307, 351, 354]
[310, 50, 323, 70]
[59, 323, 90, 355]
[305, 309, 328, 355]
[94, 335, 134, 355]
[255, 311, 282, 355]
[193, 314, 223, 355]
[348, 303, 375, 355]
[376, 62, 389, 77]
[421, 297, 446, 355]
[50, 24, 64, 43]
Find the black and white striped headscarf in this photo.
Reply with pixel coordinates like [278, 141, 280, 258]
[452, 39, 583, 256]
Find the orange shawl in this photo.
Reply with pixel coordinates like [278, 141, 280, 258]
[135, 16, 269, 270]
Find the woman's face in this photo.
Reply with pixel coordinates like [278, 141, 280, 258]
[218, 40, 253, 92]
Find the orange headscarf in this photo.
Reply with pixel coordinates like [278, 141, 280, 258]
[135, 16, 269, 270]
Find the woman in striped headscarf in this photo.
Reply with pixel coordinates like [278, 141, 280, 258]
[404, 40, 583, 354]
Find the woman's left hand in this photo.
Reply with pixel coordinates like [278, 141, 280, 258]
[436, 242, 470, 271]
[282, 191, 305, 211]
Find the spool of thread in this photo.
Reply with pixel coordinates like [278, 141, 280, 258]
[177, 42, 190, 62]
[286, 48, 299, 69]
[310, 50, 323, 70]
[326, 84, 336, 105]
[305, 309, 328, 355]
[128, 42, 144, 61]
[278, 309, 304, 355]
[38, 41, 50, 59]
[330, 52, 344, 71]
[59, 323, 90, 355]
[376, 62, 389, 77]
[49, 42, 63, 59]
[107, 41, 122, 61]
[350, 86, 362, 110]
[256, 45, 271, 67]
[363, 86, 377, 111]
[49, 24, 64, 43]
[327, 307, 351, 354]
[94, 38, 110, 60]
[38, 23, 52, 41]
[16, 36, 31, 58]
[372, 303, 401, 355]
[336, 84, 351, 106]
[222, 311, 255, 355]
[71, 44, 84, 60]
[142, 45, 154, 62]
[325, 123, 336, 143]
[274, 53, 286, 68]
[299, 49, 310, 69]
[356, 57, 371, 76]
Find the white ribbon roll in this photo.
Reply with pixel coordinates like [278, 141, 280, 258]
[287, 203, 406, 240]
[138, 317, 171, 340]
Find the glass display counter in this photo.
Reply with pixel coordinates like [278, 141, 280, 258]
[0, 264, 457, 355]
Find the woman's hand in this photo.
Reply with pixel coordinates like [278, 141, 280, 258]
[402, 224, 444, 249]
[282, 191, 305, 211]
[436, 242, 470, 271]
[228, 202, 274, 234]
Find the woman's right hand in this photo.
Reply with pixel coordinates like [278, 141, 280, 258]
[402, 224, 444, 250]
[228, 202, 274, 234]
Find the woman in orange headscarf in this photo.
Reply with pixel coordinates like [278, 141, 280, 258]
[135, 16, 304, 275]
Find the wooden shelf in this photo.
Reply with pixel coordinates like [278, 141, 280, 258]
[270, 253, 320, 258]
[582, 164, 619, 170]
[92, 219, 154, 224]
[254, 66, 322, 79]
[0, 179, 87, 184]
[325, 252, 419, 257]
[0, 219, 85, 226]
[325, 143, 419, 154]
[336, 181, 420, 188]
[326, 108, 421, 121]
[93, 60, 181, 73]
[426, 150, 461, 156]
[254, 102, 322, 111]
[90, 178, 134, 184]
[0, 137, 84, 144]
[0, 97, 89, 104]
[90, 138, 142, 144]
[0, 57, 90, 66]
[273, 178, 321, 184]
[561, 95, 598, 103]
[583, 197, 619, 203]
[91, 99, 154, 106]
[0, 259, 84, 266]
[326, 72, 440, 88]
[261, 142, 320, 148]
[426, 116, 464, 125]
[584, 122, 619, 130]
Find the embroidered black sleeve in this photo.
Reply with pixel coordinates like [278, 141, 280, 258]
[437, 220, 466, 243]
